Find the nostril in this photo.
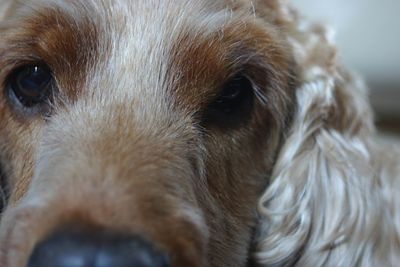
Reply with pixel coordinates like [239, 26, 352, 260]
[27, 227, 170, 267]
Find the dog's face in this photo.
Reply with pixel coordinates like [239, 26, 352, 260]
[0, 1, 295, 266]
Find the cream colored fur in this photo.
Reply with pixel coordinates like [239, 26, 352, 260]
[254, 3, 400, 266]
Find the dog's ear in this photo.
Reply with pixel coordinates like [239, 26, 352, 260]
[255, 75, 378, 266]
[252, 7, 393, 266]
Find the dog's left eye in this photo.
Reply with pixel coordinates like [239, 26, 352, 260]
[203, 74, 254, 128]
[7, 64, 53, 108]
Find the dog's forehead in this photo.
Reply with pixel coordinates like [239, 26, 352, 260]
[93, 1, 233, 100]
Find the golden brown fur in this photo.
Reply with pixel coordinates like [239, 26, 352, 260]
[0, 1, 399, 267]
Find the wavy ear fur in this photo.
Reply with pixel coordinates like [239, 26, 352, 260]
[254, 2, 400, 266]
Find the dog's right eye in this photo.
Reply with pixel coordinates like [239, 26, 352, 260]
[6, 64, 53, 109]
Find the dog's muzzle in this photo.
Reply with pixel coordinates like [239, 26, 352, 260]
[27, 226, 170, 267]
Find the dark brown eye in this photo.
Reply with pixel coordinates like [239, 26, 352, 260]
[203, 74, 254, 128]
[7, 64, 53, 108]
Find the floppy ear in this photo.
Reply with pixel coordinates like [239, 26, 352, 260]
[253, 4, 400, 266]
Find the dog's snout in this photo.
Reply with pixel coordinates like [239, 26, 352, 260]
[27, 227, 170, 267]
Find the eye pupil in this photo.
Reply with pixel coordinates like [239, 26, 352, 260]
[219, 80, 242, 101]
[8, 64, 52, 108]
[216, 76, 251, 113]
[17, 66, 51, 94]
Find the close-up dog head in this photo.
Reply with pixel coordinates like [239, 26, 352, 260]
[0, 1, 399, 267]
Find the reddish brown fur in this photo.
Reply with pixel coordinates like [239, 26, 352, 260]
[0, 1, 295, 267]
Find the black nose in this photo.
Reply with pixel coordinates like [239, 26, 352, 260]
[27, 227, 170, 267]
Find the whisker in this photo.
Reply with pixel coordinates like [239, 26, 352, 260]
[253, 83, 269, 106]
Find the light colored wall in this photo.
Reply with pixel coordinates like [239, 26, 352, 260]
[295, 0, 400, 120]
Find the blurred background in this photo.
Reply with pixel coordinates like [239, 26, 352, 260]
[295, 0, 400, 137]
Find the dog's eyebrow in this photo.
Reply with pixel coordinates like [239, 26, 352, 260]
[166, 21, 292, 113]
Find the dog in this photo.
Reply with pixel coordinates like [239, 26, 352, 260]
[0, 0, 399, 266]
